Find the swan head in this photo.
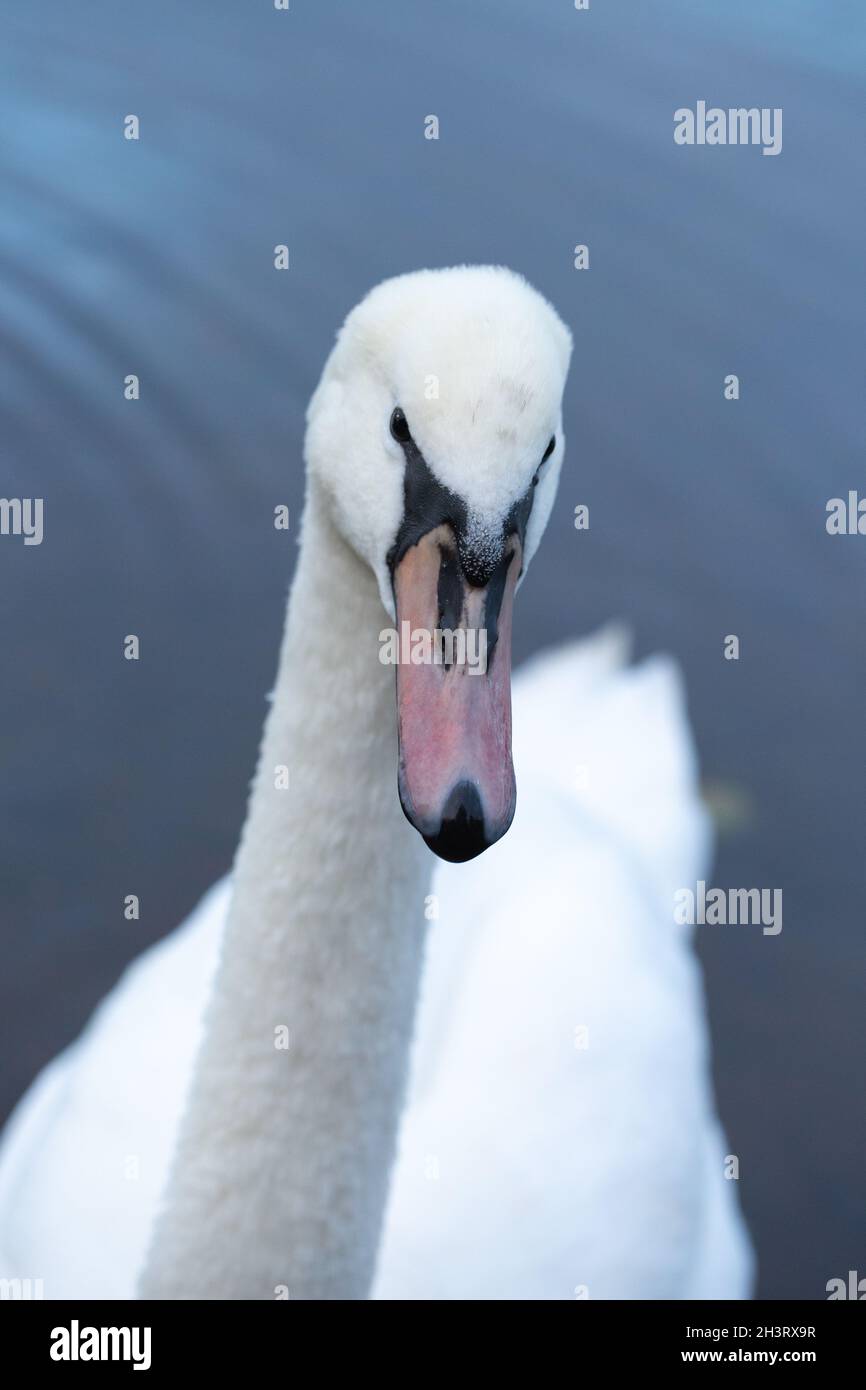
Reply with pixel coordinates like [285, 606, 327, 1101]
[306, 266, 572, 862]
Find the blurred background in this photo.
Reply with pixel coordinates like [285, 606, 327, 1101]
[1, 1, 864, 1298]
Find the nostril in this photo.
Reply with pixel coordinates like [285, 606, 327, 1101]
[422, 780, 490, 863]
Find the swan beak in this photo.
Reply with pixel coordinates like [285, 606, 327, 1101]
[392, 525, 519, 863]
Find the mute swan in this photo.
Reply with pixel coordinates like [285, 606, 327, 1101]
[0, 267, 753, 1300]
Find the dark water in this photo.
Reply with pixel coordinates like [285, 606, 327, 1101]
[1, 1, 864, 1298]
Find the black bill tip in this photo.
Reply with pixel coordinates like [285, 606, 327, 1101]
[421, 780, 492, 863]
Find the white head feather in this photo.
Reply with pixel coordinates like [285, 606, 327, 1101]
[305, 265, 573, 617]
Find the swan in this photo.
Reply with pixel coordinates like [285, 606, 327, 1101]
[0, 266, 753, 1300]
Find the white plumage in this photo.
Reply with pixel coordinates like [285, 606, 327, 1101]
[0, 627, 753, 1299]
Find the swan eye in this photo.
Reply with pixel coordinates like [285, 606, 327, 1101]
[390, 407, 412, 444]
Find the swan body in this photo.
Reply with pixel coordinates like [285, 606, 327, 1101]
[0, 267, 753, 1298]
[0, 629, 752, 1298]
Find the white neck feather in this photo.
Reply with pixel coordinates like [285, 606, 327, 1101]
[139, 481, 431, 1299]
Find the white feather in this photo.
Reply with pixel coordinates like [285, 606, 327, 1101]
[0, 629, 753, 1299]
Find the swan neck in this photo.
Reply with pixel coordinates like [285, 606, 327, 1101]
[139, 482, 430, 1300]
